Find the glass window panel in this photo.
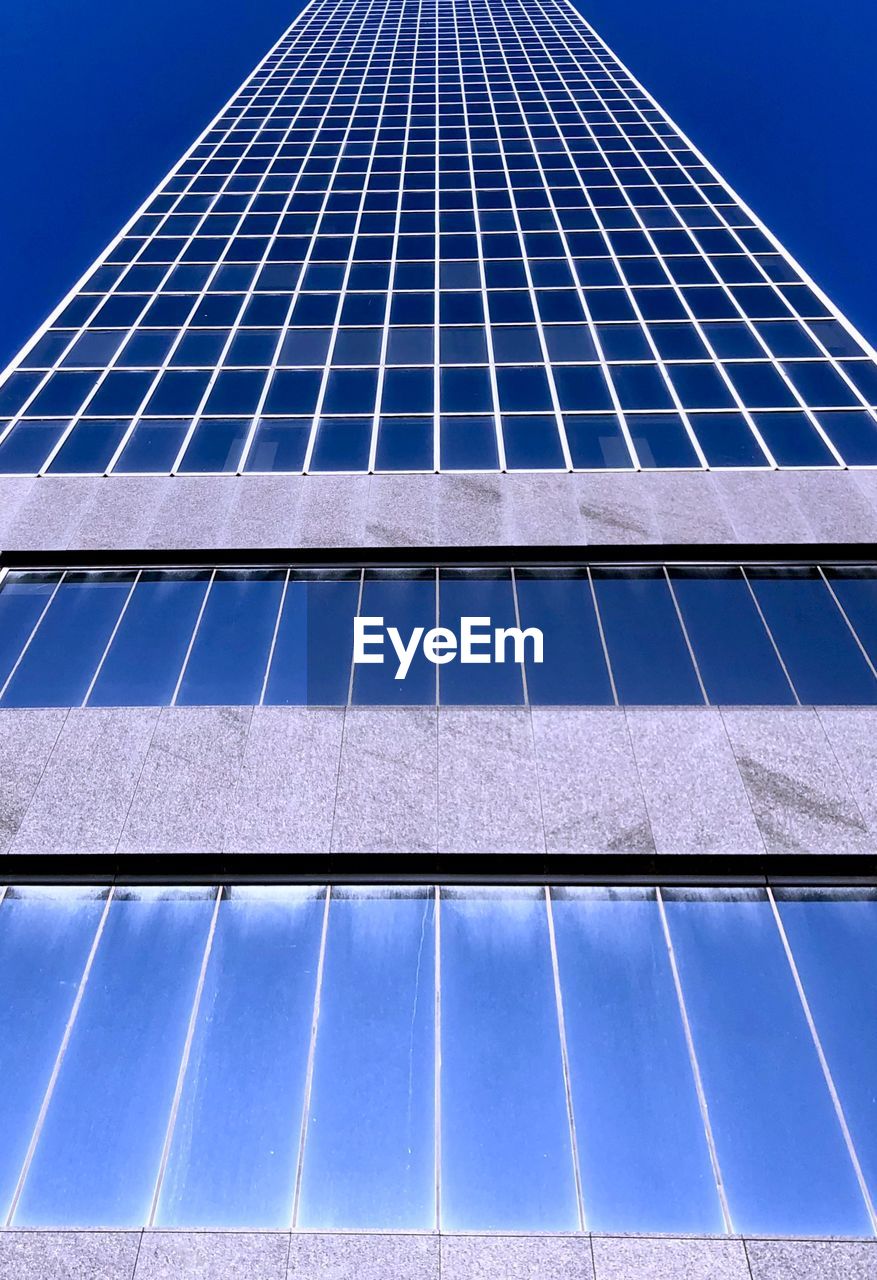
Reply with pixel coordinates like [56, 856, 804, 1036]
[0, 572, 61, 689]
[156, 887, 324, 1228]
[591, 568, 702, 704]
[669, 567, 794, 704]
[2, 572, 134, 708]
[663, 888, 870, 1236]
[15, 889, 216, 1227]
[297, 888, 435, 1229]
[114, 420, 190, 473]
[747, 567, 877, 704]
[0, 888, 107, 1219]
[515, 570, 613, 704]
[0, 421, 67, 472]
[176, 570, 285, 705]
[439, 569, 524, 705]
[264, 571, 360, 706]
[823, 566, 877, 667]
[440, 888, 578, 1231]
[776, 889, 877, 1206]
[352, 570, 436, 705]
[440, 416, 499, 470]
[552, 888, 722, 1232]
[88, 571, 210, 707]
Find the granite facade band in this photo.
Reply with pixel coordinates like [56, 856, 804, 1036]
[1, 704, 876, 857]
[1, 468, 877, 553]
[0, 1232, 874, 1280]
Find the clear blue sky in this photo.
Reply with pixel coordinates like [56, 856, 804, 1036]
[1, 0, 875, 368]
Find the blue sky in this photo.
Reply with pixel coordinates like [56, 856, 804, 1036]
[1, 0, 875, 368]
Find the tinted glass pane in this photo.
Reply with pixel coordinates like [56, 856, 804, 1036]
[264, 572, 359, 706]
[297, 889, 435, 1229]
[663, 889, 870, 1235]
[439, 570, 524, 704]
[591, 568, 702, 704]
[515, 571, 613, 704]
[776, 890, 877, 1206]
[440, 889, 578, 1231]
[823, 566, 877, 667]
[0, 573, 60, 689]
[88, 571, 210, 706]
[16, 889, 216, 1227]
[352, 571, 436, 705]
[748, 567, 877, 704]
[0, 888, 106, 1219]
[176, 570, 285, 705]
[2, 573, 133, 708]
[669, 567, 794, 704]
[552, 889, 722, 1232]
[156, 888, 324, 1228]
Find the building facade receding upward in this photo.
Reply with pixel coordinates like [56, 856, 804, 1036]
[0, 0, 876, 1276]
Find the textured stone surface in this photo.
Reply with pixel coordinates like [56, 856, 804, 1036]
[592, 1236, 750, 1280]
[435, 473, 509, 547]
[640, 472, 736, 544]
[225, 707, 344, 853]
[332, 707, 438, 852]
[574, 473, 659, 545]
[441, 1235, 593, 1280]
[504, 474, 584, 545]
[223, 476, 302, 548]
[9, 708, 157, 855]
[292, 475, 369, 549]
[745, 1238, 877, 1280]
[722, 707, 871, 853]
[0, 1231, 140, 1280]
[790, 470, 877, 542]
[0, 708, 67, 853]
[74, 478, 166, 550]
[532, 707, 654, 853]
[142, 478, 239, 551]
[366, 475, 439, 548]
[287, 1233, 438, 1280]
[2, 477, 101, 551]
[135, 1232, 288, 1279]
[626, 707, 763, 855]
[816, 707, 877, 834]
[439, 706, 543, 853]
[712, 472, 813, 544]
[118, 706, 251, 853]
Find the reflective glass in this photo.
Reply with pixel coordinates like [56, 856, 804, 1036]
[439, 570, 524, 704]
[515, 570, 613, 704]
[440, 888, 578, 1231]
[552, 889, 722, 1232]
[823, 566, 877, 667]
[663, 889, 870, 1235]
[264, 572, 360, 706]
[0, 573, 60, 689]
[176, 570, 285, 705]
[298, 889, 435, 1228]
[0, 889, 106, 1219]
[156, 887, 324, 1227]
[16, 889, 216, 1227]
[352, 570, 436, 705]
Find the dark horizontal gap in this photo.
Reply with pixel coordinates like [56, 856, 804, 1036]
[2, 852, 876, 887]
[4, 544, 877, 572]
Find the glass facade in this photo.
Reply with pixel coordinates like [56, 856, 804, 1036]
[0, 883, 874, 1235]
[1, 562, 876, 707]
[0, 0, 875, 475]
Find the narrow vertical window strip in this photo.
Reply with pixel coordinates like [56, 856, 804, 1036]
[259, 569, 292, 706]
[82, 571, 141, 707]
[291, 885, 332, 1227]
[655, 885, 733, 1233]
[146, 885, 224, 1226]
[663, 566, 709, 705]
[170, 568, 216, 706]
[5, 887, 115, 1227]
[545, 888, 587, 1230]
[766, 887, 877, 1234]
[433, 884, 442, 1231]
[0, 572, 66, 703]
[739, 566, 801, 704]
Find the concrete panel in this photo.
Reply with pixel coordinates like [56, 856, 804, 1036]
[503, 474, 586, 546]
[789, 471, 877, 543]
[135, 1232, 288, 1280]
[0, 1230, 140, 1280]
[816, 707, 877, 834]
[746, 1238, 877, 1280]
[441, 1235, 593, 1280]
[711, 472, 813, 544]
[366, 475, 439, 548]
[638, 473, 737, 544]
[142, 478, 239, 551]
[0, 708, 67, 853]
[0, 477, 37, 548]
[332, 707, 438, 853]
[721, 707, 872, 854]
[223, 476, 303, 549]
[3, 477, 101, 551]
[225, 707, 344, 853]
[118, 707, 251, 854]
[531, 707, 653, 854]
[438, 706, 544, 853]
[592, 1235, 750, 1280]
[292, 476, 369, 549]
[74, 478, 166, 550]
[573, 473, 660, 545]
[9, 708, 158, 855]
[625, 707, 764, 855]
[435, 474, 509, 547]
[287, 1233, 438, 1280]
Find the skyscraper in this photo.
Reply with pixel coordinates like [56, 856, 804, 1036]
[0, 0, 876, 1275]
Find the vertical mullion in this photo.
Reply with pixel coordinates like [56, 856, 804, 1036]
[82, 571, 141, 707]
[291, 884, 332, 1227]
[544, 887, 587, 1230]
[0, 571, 66, 703]
[259, 568, 291, 706]
[170, 568, 216, 706]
